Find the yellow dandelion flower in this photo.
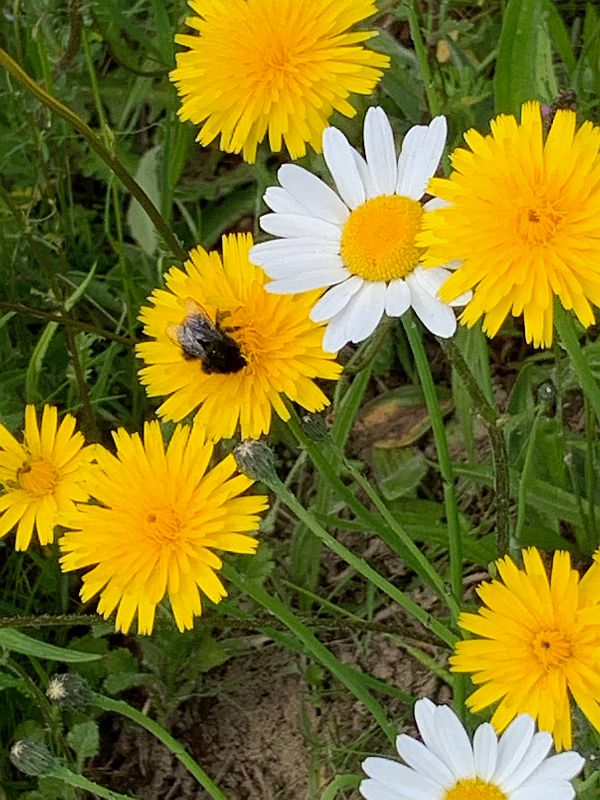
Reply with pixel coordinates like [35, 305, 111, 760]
[451, 547, 600, 750]
[0, 405, 93, 551]
[419, 101, 600, 347]
[169, 0, 389, 163]
[59, 421, 268, 635]
[136, 232, 341, 442]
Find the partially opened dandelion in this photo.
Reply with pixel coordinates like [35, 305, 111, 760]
[0, 405, 93, 551]
[59, 421, 268, 635]
[251, 107, 471, 352]
[361, 697, 584, 800]
[451, 547, 600, 750]
[420, 101, 600, 347]
[170, 0, 389, 163]
[137, 232, 341, 442]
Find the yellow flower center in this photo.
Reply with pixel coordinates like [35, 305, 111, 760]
[145, 507, 185, 545]
[341, 195, 424, 282]
[531, 629, 571, 669]
[17, 458, 58, 496]
[515, 198, 563, 245]
[444, 778, 507, 800]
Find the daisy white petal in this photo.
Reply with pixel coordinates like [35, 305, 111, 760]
[384, 279, 411, 316]
[501, 733, 553, 792]
[351, 148, 378, 199]
[277, 164, 349, 225]
[266, 268, 351, 294]
[263, 187, 310, 216]
[344, 281, 386, 343]
[397, 115, 447, 199]
[323, 127, 366, 209]
[250, 238, 340, 266]
[407, 273, 457, 337]
[256, 252, 345, 278]
[260, 212, 341, 241]
[472, 723, 499, 782]
[364, 106, 398, 195]
[310, 276, 364, 322]
[361, 702, 583, 800]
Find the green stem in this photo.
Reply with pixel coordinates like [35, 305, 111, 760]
[554, 302, 600, 425]
[286, 408, 458, 622]
[402, 315, 463, 610]
[438, 337, 511, 556]
[48, 764, 135, 800]
[0, 46, 186, 262]
[407, 2, 441, 116]
[91, 693, 228, 800]
[261, 466, 456, 648]
[223, 565, 396, 742]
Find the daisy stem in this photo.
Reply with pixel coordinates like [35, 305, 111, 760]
[554, 303, 600, 426]
[91, 693, 229, 800]
[224, 565, 397, 743]
[407, 2, 442, 117]
[436, 337, 511, 557]
[285, 408, 460, 624]
[259, 456, 457, 649]
[0, 46, 186, 263]
[402, 315, 463, 611]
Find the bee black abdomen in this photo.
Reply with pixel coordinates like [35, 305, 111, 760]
[201, 340, 247, 374]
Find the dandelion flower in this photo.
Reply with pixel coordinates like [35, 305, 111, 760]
[170, 0, 389, 163]
[361, 698, 584, 800]
[420, 101, 600, 347]
[136, 233, 341, 442]
[451, 547, 600, 750]
[60, 421, 267, 635]
[0, 405, 93, 551]
[251, 107, 471, 352]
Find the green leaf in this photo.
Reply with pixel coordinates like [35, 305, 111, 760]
[494, 0, 556, 113]
[126, 146, 161, 256]
[371, 447, 428, 500]
[67, 721, 100, 769]
[0, 670, 25, 691]
[0, 630, 102, 662]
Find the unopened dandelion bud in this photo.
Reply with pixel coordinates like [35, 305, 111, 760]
[233, 440, 276, 483]
[301, 413, 330, 443]
[10, 739, 56, 776]
[46, 673, 91, 712]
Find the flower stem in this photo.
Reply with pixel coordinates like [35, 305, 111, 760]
[554, 302, 600, 425]
[407, 2, 441, 117]
[286, 407, 459, 623]
[402, 315, 463, 610]
[90, 693, 229, 800]
[47, 765, 136, 800]
[437, 336, 511, 556]
[0, 46, 186, 262]
[223, 564, 396, 743]
[258, 453, 457, 648]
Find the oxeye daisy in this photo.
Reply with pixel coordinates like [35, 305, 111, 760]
[419, 101, 600, 347]
[250, 107, 471, 352]
[170, 0, 389, 163]
[361, 698, 584, 800]
[451, 547, 600, 750]
[136, 232, 341, 442]
[0, 405, 93, 551]
[59, 421, 268, 635]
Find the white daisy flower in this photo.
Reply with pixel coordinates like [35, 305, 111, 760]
[250, 107, 471, 352]
[360, 698, 584, 800]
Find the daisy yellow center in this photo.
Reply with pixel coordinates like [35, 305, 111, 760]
[531, 629, 571, 670]
[444, 778, 507, 800]
[515, 197, 563, 245]
[18, 458, 58, 496]
[341, 195, 424, 282]
[145, 506, 186, 546]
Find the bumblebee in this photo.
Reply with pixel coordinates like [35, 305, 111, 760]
[169, 300, 246, 375]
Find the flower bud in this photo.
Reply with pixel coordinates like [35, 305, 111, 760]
[233, 439, 276, 483]
[46, 673, 91, 712]
[10, 739, 56, 776]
